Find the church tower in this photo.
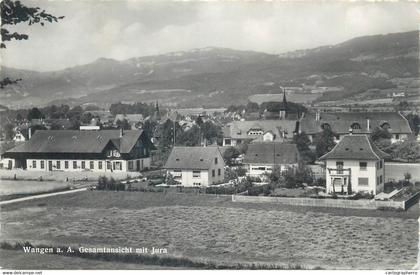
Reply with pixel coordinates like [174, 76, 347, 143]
[152, 101, 161, 122]
[279, 87, 288, 119]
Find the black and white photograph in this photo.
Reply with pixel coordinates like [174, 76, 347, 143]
[0, 0, 419, 272]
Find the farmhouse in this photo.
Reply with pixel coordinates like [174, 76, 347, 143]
[2, 129, 156, 172]
[222, 120, 298, 146]
[164, 146, 224, 187]
[319, 134, 389, 195]
[243, 142, 300, 177]
[299, 111, 412, 143]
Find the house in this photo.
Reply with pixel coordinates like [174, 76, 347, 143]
[222, 120, 297, 146]
[243, 142, 300, 177]
[2, 129, 156, 172]
[13, 130, 28, 142]
[114, 114, 144, 129]
[164, 146, 225, 187]
[319, 135, 389, 195]
[299, 111, 412, 143]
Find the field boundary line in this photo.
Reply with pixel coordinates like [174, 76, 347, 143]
[0, 188, 88, 205]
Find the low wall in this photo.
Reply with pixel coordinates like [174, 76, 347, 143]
[232, 195, 405, 210]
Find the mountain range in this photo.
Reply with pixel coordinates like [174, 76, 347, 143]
[0, 30, 418, 109]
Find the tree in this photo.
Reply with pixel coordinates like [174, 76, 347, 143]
[223, 147, 240, 165]
[1, 0, 64, 88]
[116, 119, 131, 130]
[394, 137, 420, 162]
[314, 128, 336, 158]
[27, 107, 44, 120]
[4, 123, 14, 140]
[371, 127, 392, 142]
[293, 132, 316, 164]
[405, 113, 420, 136]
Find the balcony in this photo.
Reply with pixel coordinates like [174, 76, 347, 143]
[327, 167, 351, 177]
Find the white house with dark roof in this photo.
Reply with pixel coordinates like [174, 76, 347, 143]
[243, 142, 300, 177]
[222, 120, 298, 146]
[299, 111, 412, 143]
[2, 129, 155, 172]
[164, 146, 224, 187]
[319, 134, 389, 195]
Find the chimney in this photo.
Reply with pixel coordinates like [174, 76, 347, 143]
[28, 127, 32, 139]
[315, 111, 320, 122]
[119, 127, 124, 137]
[366, 118, 370, 131]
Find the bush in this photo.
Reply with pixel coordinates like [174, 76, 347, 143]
[97, 176, 125, 191]
[348, 191, 374, 200]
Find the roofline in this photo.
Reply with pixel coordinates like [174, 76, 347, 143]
[364, 135, 380, 160]
[398, 111, 413, 134]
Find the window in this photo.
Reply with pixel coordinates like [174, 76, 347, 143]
[32, 160, 36, 168]
[359, 162, 367, 171]
[73, 161, 77, 169]
[218, 168, 221, 176]
[98, 161, 103, 170]
[128, 161, 133, 170]
[380, 175, 383, 184]
[56, 161, 61, 169]
[224, 139, 231, 145]
[64, 161, 69, 169]
[40, 161, 44, 169]
[193, 170, 201, 178]
[380, 160, 383, 169]
[358, 177, 369, 186]
[336, 161, 344, 174]
[106, 161, 112, 170]
[395, 134, 400, 139]
[114, 161, 122, 170]
[215, 157, 218, 165]
[212, 169, 215, 177]
[81, 161, 85, 169]
[90, 161, 94, 170]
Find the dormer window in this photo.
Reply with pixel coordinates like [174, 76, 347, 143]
[351, 123, 361, 130]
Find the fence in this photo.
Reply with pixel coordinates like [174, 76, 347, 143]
[232, 195, 406, 210]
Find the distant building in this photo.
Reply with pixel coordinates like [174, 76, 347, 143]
[13, 130, 27, 142]
[243, 142, 300, 177]
[164, 146, 225, 187]
[114, 114, 144, 129]
[222, 120, 297, 146]
[299, 111, 412, 143]
[319, 135, 389, 195]
[2, 129, 155, 172]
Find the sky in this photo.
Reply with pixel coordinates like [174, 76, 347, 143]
[1, 1, 419, 72]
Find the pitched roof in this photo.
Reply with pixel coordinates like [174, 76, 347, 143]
[114, 114, 144, 123]
[300, 112, 412, 135]
[224, 120, 297, 140]
[164, 146, 223, 170]
[243, 142, 300, 165]
[319, 135, 390, 161]
[3, 130, 145, 155]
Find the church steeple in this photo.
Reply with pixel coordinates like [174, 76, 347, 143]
[153, 100, 161, 122]
[279, 87, 288, 119]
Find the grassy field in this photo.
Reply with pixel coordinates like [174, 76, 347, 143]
[0, 249, 182, 270]
[0, 191, 418, 270]
[0, 180, 71, 198]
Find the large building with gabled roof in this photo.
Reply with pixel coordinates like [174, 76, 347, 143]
[164, 146, 224, 187]
[243, 142, 300, 177]
[2, 129, 156, 172]
[319, 134, 390, 195]
[299, 111, 412, 143]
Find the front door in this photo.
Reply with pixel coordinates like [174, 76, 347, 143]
[48, 161, 53, 171]
[136, 160, 140, 171]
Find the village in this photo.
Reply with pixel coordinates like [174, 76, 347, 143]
[0, 0, 419, 270]
[1, 87, 419, 211]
